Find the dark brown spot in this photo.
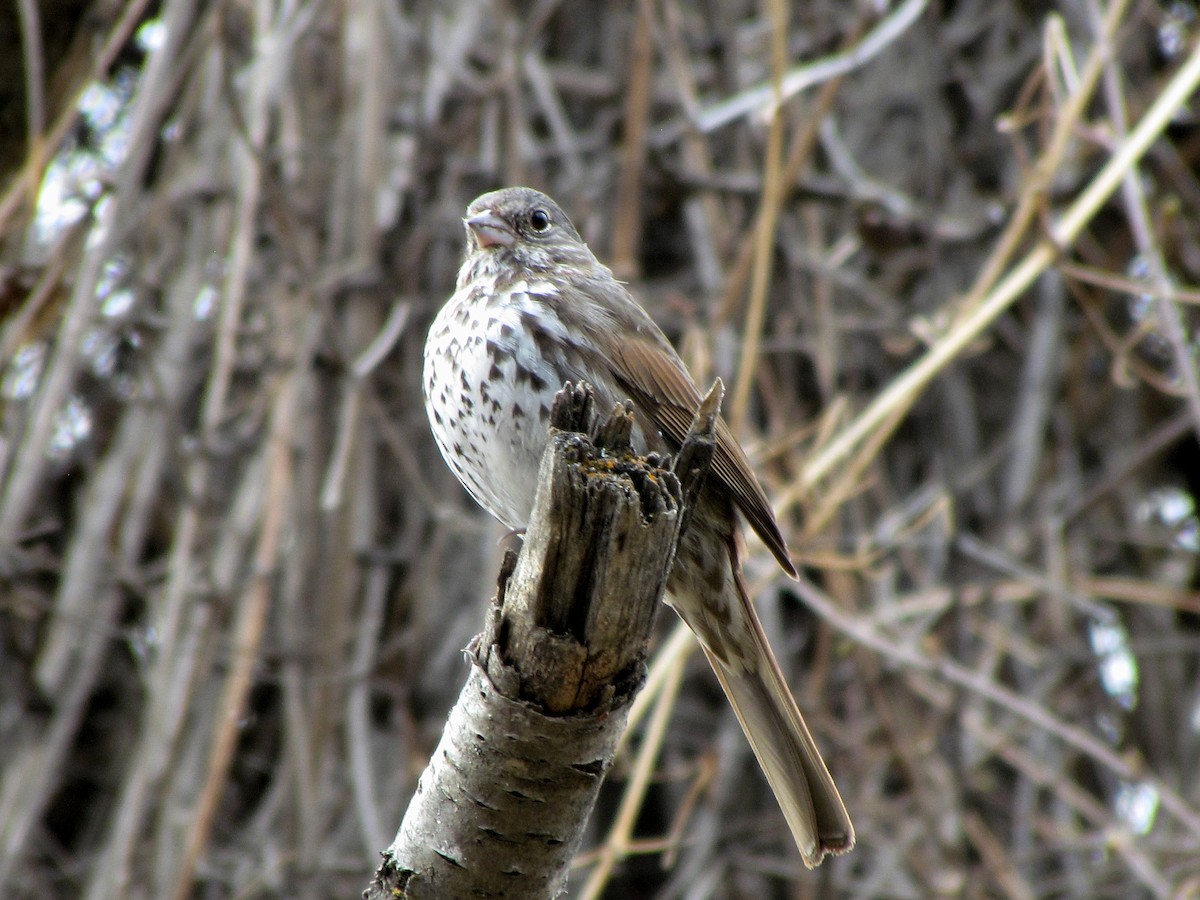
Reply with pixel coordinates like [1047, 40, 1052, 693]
[521, 313, 558, 358]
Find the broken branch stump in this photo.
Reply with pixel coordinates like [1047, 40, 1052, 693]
[366, 380, 720, 900]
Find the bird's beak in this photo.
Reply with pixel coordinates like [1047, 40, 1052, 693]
[464, 210, 516, 248]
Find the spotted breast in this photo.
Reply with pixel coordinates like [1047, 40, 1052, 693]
[424, 264, 588, 529]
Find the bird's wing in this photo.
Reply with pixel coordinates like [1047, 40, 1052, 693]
[605, 331, 798, 578]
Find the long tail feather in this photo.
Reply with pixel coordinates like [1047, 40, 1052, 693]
[695, 580, 853, 867]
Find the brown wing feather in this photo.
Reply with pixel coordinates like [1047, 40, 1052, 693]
[605, 334, 798, 578]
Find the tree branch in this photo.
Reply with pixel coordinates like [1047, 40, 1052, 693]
[366, 380, 719, 899]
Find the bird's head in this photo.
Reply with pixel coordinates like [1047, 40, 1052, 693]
[462, 187, 592, 272]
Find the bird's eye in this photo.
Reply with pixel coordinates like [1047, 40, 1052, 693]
[529, 209, 551, 232]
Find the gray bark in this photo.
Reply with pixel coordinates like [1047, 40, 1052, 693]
[366, 381, 719, 900]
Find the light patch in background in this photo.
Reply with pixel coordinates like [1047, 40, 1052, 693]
[97, 255, 135, 317]
[1124, 254, 1153, 323]
[33, 78, 133, 248]
[48, 395, 93, 461]
[81, 329, 119, 379]
[2, 343, 47, 400]
[135, 18, 165, 53]
[1137, 485, 1200, 552]
[30, 24, 153, 250]
[128, 624, 159, 666]
[1088, 620, 1137, 710]
[1115, 781, 1159, 835]
[194, 283, 218, 321]
[19, 39, 158, 459]
[1159, 2, 1195, 58]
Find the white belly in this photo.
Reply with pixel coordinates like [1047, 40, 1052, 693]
[423, 280, 577, 529]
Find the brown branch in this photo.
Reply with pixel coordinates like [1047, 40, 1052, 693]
[367, 381, 719, 899]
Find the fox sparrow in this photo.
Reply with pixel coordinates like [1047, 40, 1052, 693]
[423, 186, 853, 866]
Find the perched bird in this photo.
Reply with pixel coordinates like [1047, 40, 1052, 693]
[423, 186, 853, 867]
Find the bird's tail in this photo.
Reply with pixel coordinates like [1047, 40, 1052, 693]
[696, 574, 854, 868]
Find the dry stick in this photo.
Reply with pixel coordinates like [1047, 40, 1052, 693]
[502, 21, 528, 189]
[421, 0, 487, 124]
[659, 0, 725, 291]
[803, 403, 906, 536]
[954, 534, 1113, 620]
[171, 367, 299, 900]
[1090, 0, 1200, 440]
[347, 562, 393, 854]
[806, 202, 840, 399]
[16, 0, 45, 148]
[610, 0, 655, 280]
[349, 0, 390, 266]
[612, 622, 696, 744]
[959, 2, 1125, 324]
[1001, 273, 1066, 513]
[728, 0, 789, 433]
[295, 5, 394, 861]
[961, 812, 1036, 900]
[713, 36, 848, 330]
[803, 0, 1127, 493]
[320, 303, 411, 511]
[1078, 576, 1200, 614]
[1058, 260, 1200, 305]
[1064, 410, 1194, 520]
[524, 50, 585, 183]
[802, 11, 1198, 492]
[577, 651, 688, 900]
[866, 574, 1200, 625]
[0, 570, 123, 889]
